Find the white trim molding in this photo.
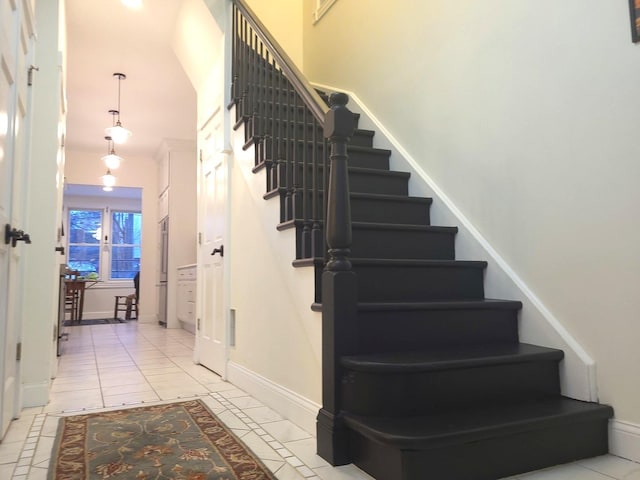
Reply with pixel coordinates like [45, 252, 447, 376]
[227, 361, 320, 435]
[313, 0, 338, 24]
[610, 420, 640, 463]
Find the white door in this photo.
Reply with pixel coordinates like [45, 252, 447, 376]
[196, 113, 228, 376]
[0, 0, 34, 438]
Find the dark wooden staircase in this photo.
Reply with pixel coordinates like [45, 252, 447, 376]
[229, 2, 614, 479]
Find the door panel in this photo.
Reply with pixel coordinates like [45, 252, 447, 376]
[197, 112, 227, 376]
[0, 0, 32, 439]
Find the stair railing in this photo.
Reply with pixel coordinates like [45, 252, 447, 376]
[229, 0, 358, 465]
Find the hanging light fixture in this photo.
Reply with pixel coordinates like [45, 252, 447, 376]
[121, 0, 143, 9]
[101, 136, 123, 169]
[101, 169, 117, 188]
[102, 186, 113, 192]
[104, 73, 132, 144]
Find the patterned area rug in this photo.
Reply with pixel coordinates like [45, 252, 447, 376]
[48, 400, 276, 479]
[63, 318, 126, 326]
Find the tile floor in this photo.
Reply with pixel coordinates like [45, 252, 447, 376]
[0, 322, 638, 480]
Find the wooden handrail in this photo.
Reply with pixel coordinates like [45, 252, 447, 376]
[232, 0, 329, 125]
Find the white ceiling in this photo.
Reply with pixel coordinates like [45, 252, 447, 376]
[65, 0, 197, 160]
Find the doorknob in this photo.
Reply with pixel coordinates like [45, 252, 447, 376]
[211, 245, 224, 257]
[55, 246, 65, 255]
[4, 224, 32, 248]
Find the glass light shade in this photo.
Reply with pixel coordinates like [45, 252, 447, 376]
[121, 0, 143, 9]
[105, 124, 131, 144]
[102, 171, 116, 188]
[102, 186, 113, 192]
[102, 152, 122, 169]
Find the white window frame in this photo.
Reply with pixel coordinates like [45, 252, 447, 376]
[65, 202, 141, 287]
[313, 0, 338, 24]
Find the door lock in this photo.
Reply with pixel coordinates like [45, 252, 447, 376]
[4, 224, 32, 247]
[211, 245, 224, 257]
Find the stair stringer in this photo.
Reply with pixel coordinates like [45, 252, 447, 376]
[227, 111, 322, 417]
[312, 82, 597, 402]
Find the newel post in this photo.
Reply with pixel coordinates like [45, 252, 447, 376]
[316, 93, 357, 466]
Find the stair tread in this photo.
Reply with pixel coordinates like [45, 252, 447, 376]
[343, 397, 614, 449]
[348, 166, 409, 177]
[277, 219, 455, 233]
[357, 298, 523, 311]
[341, 342, 563, 373]
[351, 192, 432, 203]
[352, 258, 487, 268]
[352, 222, 457, 233]
[293, 257, 488, 268]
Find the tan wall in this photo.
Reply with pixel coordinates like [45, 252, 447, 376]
[303, 0, 640, 426]
[245, 0, 303, 69]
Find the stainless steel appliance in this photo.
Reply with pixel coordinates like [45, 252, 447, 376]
[158, 216, 168, 326]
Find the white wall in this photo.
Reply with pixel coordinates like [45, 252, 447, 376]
[64, 150, 159, 323]
[172, 1, 321, 430]
[303, 0, 640, 429]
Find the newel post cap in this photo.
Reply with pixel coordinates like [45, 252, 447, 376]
[324, 93, 355, 140]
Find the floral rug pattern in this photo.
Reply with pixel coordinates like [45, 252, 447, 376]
[48, 399, 276, 479]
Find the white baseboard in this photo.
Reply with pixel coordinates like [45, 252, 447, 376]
[610, 420, 640, 463]
[227, 361, 320, 435]
[21, 381, 49, 408]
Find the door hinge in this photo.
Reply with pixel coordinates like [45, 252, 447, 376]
[198, 232, 202, 245]
[27, 65, 39, 86]
[199, 150, 203, 163]
[197, 318, 201, 331]
[16, 342, 22, 361]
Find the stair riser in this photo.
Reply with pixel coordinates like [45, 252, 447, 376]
[266, 146, 389, 172]
[256, 125, 374, 155]
[354, 264, 484, 302]
[342, 361, 561, 417]
[274, 169, 408, 197]
[349, 171, 408, 196]
[356, 308, 519, 353]
[351, 228, 455, 260]
[279, 193, 434, 226]
[349, 419, 610, 480]
[351, 197, 431, 225]
[290, 226, 455, 260]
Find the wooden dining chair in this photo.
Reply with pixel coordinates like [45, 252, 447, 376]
[64, 269, 81, 322]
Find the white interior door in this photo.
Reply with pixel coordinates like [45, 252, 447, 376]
[197, 113, 228, 376]
[0, 0, 34, 438]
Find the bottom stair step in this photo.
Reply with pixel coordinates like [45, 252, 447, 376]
[343, 397, 613, 480]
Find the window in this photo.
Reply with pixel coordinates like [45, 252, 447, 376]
[313, 0, 338, 24]
[68, 209, 102, 276]
[110, 211, 141, 279]
[67, 208, 141, 280]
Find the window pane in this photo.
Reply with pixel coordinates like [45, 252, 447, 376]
[69, 210, 102, 244]
[68, 246, 100, 276]
[111, 211, 141, 280]
[111, 246, 140, 279]
[111, 212, 141, 245]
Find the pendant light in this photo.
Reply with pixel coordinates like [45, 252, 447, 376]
[104, 73, 132, 144]
[101, 169, 117, 188]
[101, 136, 123, 169]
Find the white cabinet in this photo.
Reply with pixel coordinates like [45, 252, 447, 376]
[155, 139, 197, 329]
[177, 265, 197, 333]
